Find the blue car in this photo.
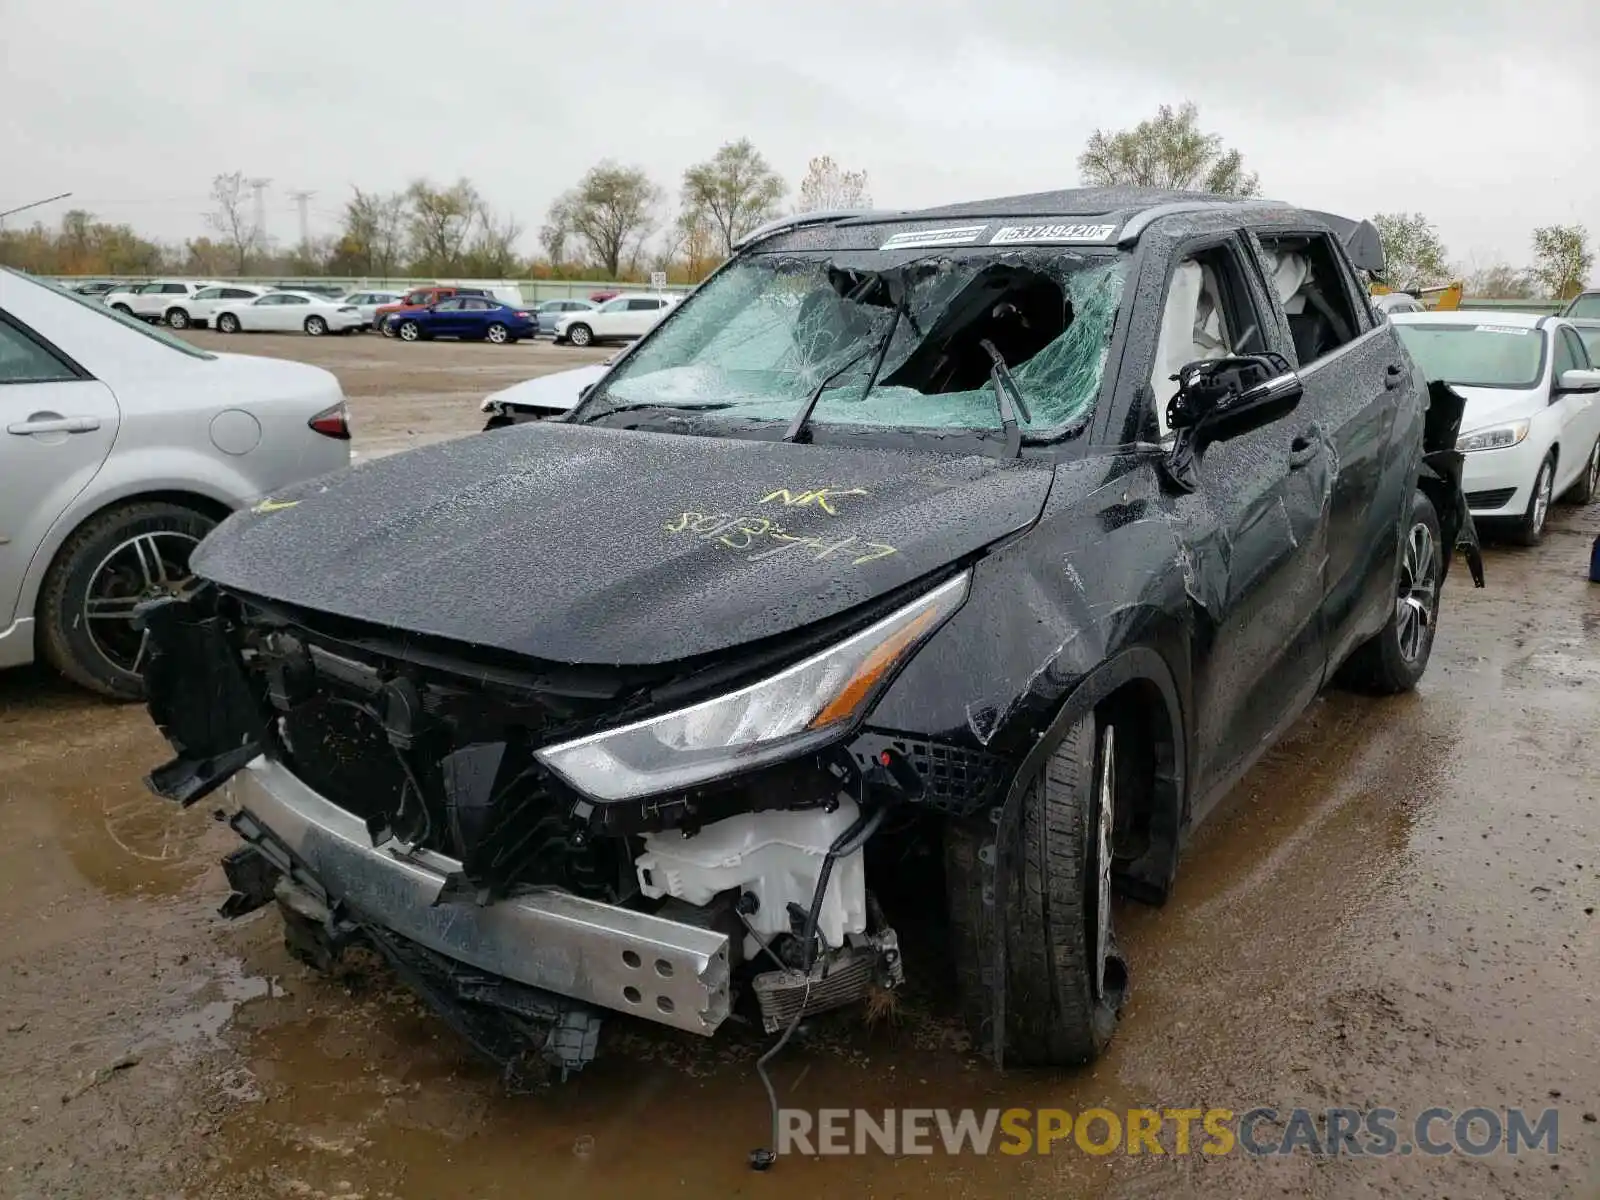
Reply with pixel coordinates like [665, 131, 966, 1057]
[387, 296, 536, 344]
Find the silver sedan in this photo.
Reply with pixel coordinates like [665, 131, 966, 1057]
[0, 268, 352, 697]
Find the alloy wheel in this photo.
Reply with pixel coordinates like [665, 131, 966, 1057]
[1093, 724, 1115, 1001]
[1395, 521, 1438, 664]
[83, 531, 201, 675]
[1531, 464, 1552, 535]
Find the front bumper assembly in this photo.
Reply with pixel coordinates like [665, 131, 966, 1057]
[224, 757, 733, 1038]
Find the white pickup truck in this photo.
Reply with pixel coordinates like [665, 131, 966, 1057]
[105, 280, 219, 326]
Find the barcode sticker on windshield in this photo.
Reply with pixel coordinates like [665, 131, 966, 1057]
[1474, 325, 1531, 335]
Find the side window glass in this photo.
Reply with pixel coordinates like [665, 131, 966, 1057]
[0, 319, 76, 384]
[1561, 327, 1591, 371]
[1553, 328, 1580, 377]
[1149, 242, 1266, 437]
[1257, 233, 1365, 364]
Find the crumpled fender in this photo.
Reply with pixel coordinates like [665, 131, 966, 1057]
[1421, 382, 1485, 588]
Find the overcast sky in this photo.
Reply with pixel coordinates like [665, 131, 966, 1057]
[3, 0, 1596, 275]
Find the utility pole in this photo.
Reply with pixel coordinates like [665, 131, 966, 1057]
[0, 190, 72, 232]
[287, 189, 316, 253]
[245, 177, 272, 244]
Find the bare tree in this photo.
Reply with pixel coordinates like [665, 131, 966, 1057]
[1077, 103, 1260, 197]
[465, 200, 525, 277]
[1464, 261, 1536, 300]
[405, 178, 482, 274]
[796, 155, 872, 213]
[1372, 213, 1450, 292]
[549, 161, 662, 279]
[337, 187, 410, 277]
[681, 139, 786, 255]
[206, 170, 261, 274]
[1531, 224, 1594, 301]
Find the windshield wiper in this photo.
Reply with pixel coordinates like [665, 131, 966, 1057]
[980, 338, 1031, 459]
[577, 401, 734, 425]
[784, 297, 909, 444]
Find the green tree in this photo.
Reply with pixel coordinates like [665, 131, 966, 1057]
[1372, 213, 1449, 292]
[1530, 224, 1593, 300]
[1077, 102, 1260, 196]
[682, 139, 786, 255]
[332, 187, 409, 277]
[546, 161, 661, 279]
[405, 178, 482, 274]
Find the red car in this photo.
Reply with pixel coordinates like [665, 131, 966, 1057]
[588, 289, 620, 303]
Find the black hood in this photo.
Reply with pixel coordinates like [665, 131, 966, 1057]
[194, 422, 1054, 665]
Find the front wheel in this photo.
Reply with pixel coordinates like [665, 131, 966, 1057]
[566, 322, 593, 347]
[397, 320, 421, 342]
[1510, 454, 1555, 546]
[37, 501, 216, 700]
[946, 714, 1126, 1066]
[485, 322, 509, 344]
[304, 315, 328, 337]
[165, 307, 190, 329]
[380, 320, 396, 338]
[1561, 437, 1600, 506]
[1338, 489, 1443, 694]
[112, 303, 133, 315]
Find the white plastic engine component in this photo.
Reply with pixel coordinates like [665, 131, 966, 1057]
[635, 799, 868, 960]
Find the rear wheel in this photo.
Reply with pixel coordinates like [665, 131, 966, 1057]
[304, 315, 328, 337]
[165, 307, 190, 329]
[1510, 454, 1555, 546]
[217, 312, 241, 334]
[397, 320, 421, 342]
[566, 322, 593, 347]
[37, 501, 216, 700]
[945, 714, 1125, 1065]
[485, 322, 509, 344]
[1561, 437, 1600, 505]
[1338, 489, 1443, 694]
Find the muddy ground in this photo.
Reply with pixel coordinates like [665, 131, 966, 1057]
[1, 332, 1596, 1198]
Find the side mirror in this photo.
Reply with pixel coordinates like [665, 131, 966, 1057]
[1168, 353, 1303, 444]
[1162, 354, 1303, 492]
[1555, 368, 1600, 396]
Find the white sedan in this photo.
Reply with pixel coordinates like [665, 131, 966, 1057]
[553, 293, 678, 346]
[0, 268, 352, 697]
[213, 291, 366, 337]
[1392, 311, 1600, 544]
[480, 362, 611, 426]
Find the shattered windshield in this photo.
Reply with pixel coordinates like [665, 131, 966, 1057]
[581, 247, 1127, 436]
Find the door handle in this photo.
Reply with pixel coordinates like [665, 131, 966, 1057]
[1288, 428, 1322, 469]
[1384, 364, 1404, 390]
[7, 415, 103, 435]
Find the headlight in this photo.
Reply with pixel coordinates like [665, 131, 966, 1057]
[537, 572, 971, 801]
[1456, 420, 1529, 453]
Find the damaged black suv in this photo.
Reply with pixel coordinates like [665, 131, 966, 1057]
[141, 188, 1481, 1083]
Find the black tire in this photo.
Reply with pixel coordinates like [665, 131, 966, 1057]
[217, 312, 241, 334]
[1338, 489, 1443, 694]
[945, 714, 1125, 1066]
[1561, 437, 1600, 505]
[37, 501, 217, 700]
[304, 315, 328, 337]
[566, 322, 593, 347]
[397, 320, 421, 342]
[112, 303, 133, 315]
[380, 319, 397, 338]
[485, 322, 509, 344]
[165, 307, 190, 329]
[1510, 454, 1555, 546]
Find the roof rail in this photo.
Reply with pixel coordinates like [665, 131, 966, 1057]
[732, 209, 899, 251]
[1116, 199, 1284, 246]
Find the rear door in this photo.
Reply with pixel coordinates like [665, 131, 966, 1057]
[1254, 228, 1414, 670]
[0, 313, 120, 630]
[622, 297, 663, 336]
[458, 296, 494, 336]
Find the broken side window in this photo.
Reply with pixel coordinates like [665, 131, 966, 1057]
[592, 248, 1128, 436]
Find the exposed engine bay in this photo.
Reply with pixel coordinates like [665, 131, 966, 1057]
[143, 588, 914, 1083]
